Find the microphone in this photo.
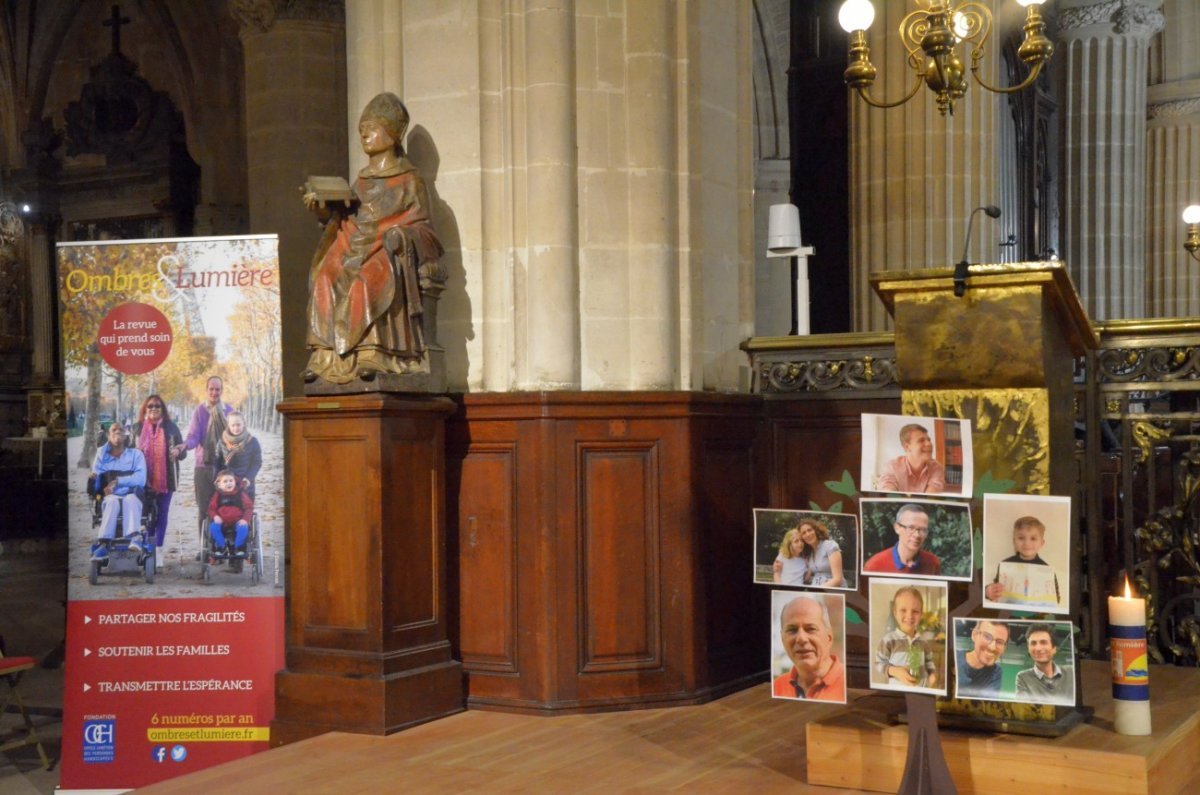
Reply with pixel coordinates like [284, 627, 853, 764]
[954, 205, 1001, 297]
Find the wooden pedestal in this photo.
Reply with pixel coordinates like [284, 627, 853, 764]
[271, 394, 464, 744]
[807, 661, 1200, 795]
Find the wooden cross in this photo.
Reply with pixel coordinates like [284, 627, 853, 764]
[102, 4, 131, 55]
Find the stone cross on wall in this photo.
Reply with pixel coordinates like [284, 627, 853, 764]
[103, 4, 131, 55]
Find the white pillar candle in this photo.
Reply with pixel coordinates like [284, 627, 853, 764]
[1108, 580, 1151, 735]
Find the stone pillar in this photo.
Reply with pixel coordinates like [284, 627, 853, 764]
[1146, 1, 1200, 318]
[847, 2, 1001, 332]
[622, 1, 674, 389]
[752, 0, 792, 339]
[344, 0, 404, 178]
[755, 159, 792, 337]
[522, 2, 580, 388]
[1058, 0, 1164, 321]
[231, 0, 348, 397]
[25, 216, 57, 384]
[344, 1, 753, 393]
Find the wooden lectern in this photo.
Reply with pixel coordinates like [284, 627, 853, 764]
[807, 262, 1097, 793]
[271, 394, 464, 744]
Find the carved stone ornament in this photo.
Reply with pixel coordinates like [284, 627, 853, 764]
[1148, 97, 1200, 120]
[0, 202, 23, 246]
[230, 0, 344, 34]
[1058, 1, 1164, 38]
[229, 0, 277, 34]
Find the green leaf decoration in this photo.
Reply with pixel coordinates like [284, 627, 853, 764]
[975, 470, 1016, 497]
[845, 605, 865, 624]
[826, 470, 860, 498]
[828, 501, 843, 514]
[809, 500, 823, 512]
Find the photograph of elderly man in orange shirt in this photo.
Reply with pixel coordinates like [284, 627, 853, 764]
[770, 592, 846, 703]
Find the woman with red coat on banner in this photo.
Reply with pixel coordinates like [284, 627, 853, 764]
[131, 393, 184, 553]
[303, 92, 444, 385]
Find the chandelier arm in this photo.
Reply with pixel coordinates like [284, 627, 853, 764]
[853, 74, 926, 110]
[969, 61, 1044, 95]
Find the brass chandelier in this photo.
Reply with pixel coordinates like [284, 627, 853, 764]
[837, 0, 1053, 116]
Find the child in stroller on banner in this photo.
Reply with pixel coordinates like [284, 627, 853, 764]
[201, 468, 264, 584]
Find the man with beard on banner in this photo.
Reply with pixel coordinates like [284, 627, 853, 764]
[174, 375, 234, 525]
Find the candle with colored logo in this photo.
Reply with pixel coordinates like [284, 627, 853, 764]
[1108, 578, 1151, 735]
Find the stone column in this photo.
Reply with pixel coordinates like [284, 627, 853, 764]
[621, 1, 674, 389]
[847, 2, 1001, 332]
[25, 216, 57, 384]
[344, 1, 752, 392]
[1058, 0, 1164, 321]
[755, 159, 792, 337]
[344, 0, 404, 178]
[1146, 1, 1200, 318]
[231, 0, 348, 397]
[522, 1, 580, 388]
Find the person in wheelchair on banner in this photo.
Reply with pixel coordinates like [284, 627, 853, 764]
[207, 469, 254, 571]
[89, 423, 148, 561]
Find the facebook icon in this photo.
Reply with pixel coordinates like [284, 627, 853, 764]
[152, 745, 168, 763]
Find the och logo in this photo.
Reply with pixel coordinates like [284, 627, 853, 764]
[152, 745, 168, 763]
[170, 744, 188, 762]
[82, 718, 116, 764]
[83, 722, 114, 744]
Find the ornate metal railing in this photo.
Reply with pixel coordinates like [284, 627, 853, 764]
[742, 332, 899, 397]
[1083, 319, 1200, 665]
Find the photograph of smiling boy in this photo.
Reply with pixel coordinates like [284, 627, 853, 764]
[860, 413, 973, 497]
[860, 497, 974, 581]
[982, 493, 1070, 615]
[770, 590, 847, 703]
[753, 508, 858, 590]
[869, 578, 948, 696]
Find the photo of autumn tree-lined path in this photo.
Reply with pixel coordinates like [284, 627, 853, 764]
[59, 236, 284, 601]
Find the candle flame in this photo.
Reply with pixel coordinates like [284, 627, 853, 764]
[1124, 576, 1133, 599]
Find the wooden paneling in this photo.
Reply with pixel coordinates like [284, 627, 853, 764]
[699, 433, 766, 682]
[453, 445, 518, 672]
[578, 442, 660, 670]
[273, 395, 463, 743]
[447, 392, 767, 713]
[302, 436, 371, 632]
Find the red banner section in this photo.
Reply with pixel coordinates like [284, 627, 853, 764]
[60, 596, 284, 790]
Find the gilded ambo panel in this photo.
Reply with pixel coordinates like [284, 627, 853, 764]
[903, 388, 1051, 496]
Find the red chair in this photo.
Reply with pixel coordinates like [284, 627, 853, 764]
[0, 651, 52, 770]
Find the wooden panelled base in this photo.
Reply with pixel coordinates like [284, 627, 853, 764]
[807, 661, 1200, 795]
[272, 660, 464, 744]
[272, 394, 464, 744]
[447, 392, 769, 713]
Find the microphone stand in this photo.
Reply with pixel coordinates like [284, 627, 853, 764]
[954, 205, 1001, 297]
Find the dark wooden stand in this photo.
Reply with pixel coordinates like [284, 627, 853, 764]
[271, 394, 464, 744]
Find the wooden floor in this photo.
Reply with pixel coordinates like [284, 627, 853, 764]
[137, 661, 1200, 794]
[136, 683, 868, 794]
